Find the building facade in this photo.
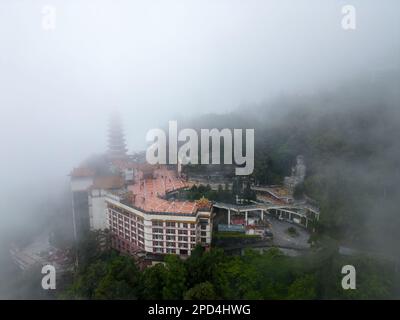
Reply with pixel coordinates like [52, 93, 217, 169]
[71, 161, 213, 258]
[106, 194, 212, 256]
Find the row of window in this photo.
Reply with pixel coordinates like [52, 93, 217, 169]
[152, 245, 195, 253]
[152, 236, 196, 245]
[109, 208, 144, 224]
[110, 222, 203, 239]
[152, 228, 196, 235]
[152, 221, 196, 228]
[152, 235, 196, 241]
[112, 237, 144, 250]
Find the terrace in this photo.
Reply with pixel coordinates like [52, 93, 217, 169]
[120, 167, 202, 215]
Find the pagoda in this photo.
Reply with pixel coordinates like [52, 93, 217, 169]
[107, 112, 128, 160]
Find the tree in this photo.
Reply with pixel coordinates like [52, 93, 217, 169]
[162, 255, 187, 299]
[287, 275, 317, 300]
[184, 282, 217, 300]
[140, 263, 167, 299]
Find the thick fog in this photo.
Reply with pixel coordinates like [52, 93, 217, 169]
[0, 0, 399, 296]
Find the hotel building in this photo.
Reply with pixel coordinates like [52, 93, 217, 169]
[105, 165, 212, 256]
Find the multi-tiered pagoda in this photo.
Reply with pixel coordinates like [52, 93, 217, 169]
[108, 112, 128, 160]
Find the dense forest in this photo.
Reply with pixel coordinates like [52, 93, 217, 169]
[62, 231, 398, 300]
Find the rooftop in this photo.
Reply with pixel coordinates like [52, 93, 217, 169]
[92, 176, 125, 190]
[126, 167, 202, 215]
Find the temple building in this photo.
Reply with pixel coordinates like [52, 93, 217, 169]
[107, 112, 128, 160]
[70, 115, 213, 258]
[105, 165, 213, 258]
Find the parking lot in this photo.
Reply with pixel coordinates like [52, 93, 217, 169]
[266, 217, 311, 250]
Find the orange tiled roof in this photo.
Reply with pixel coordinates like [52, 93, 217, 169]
[128, 167, 199, 214]
[92, 176, 125, 190]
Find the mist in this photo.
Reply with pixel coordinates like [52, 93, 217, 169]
[0, 0, 399, 299]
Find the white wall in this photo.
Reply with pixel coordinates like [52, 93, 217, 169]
[70, 177, 93, 192]
[89, 189, 108, 230]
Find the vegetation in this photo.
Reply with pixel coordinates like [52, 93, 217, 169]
[62, 236, 398, 300]
[178, 180, 256, 204]
[213, 232, 260, 239]
[287, 227, 299, 237]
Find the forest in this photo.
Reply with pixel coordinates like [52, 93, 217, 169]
[61, 231, 397, 300]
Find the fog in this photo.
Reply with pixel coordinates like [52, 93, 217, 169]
[0, 0, 399, 298]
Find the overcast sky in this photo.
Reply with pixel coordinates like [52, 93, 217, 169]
[0, 0, 399, 219]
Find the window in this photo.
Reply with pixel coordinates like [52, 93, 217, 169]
[182, 223, 188, 228]
[153, 228, 163, 234]
[178, 230, 187, 235]
[166, 222, 175, 227]
[152, 220, 163, 227]
[201, 231, 207, 237]
[166, 229, 175, 234]
[191, 237, 196, 242]
[166, 235, 175, 241]
[190, 230, 196, 236]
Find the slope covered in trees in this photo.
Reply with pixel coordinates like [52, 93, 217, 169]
[182, 72, 400, 256]
[62, 233, 398, 300]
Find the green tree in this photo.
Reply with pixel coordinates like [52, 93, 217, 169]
[287, 275, 317, 300]
[184, 282, 217, 300]
[162, 255, 187, 299]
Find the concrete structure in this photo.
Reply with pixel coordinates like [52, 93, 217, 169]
[213, 201, 319, 229]
[70, 167, 125, 238]
[70, 167, 95, 240]
[106, 194, 212, 256]
[70, 161, 213, 258]
[105, 166, 213, 257]
[89, 176, 125, 230]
